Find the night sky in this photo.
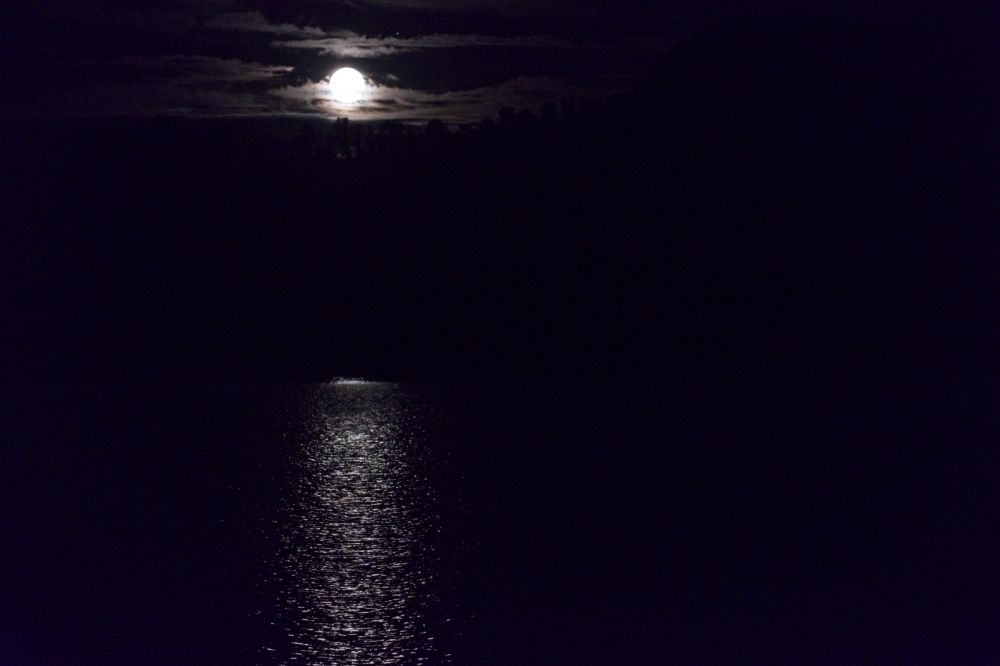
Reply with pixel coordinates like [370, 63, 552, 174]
[1, 0, 953, 122]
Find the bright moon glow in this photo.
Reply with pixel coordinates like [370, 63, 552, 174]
[329, 67, 368, 104]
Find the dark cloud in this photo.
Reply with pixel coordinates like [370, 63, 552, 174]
[205, 11, 326, 37]
[0, 0, 703, 120]
[113, 55, 294, 82]
[272, 32, 577, 58]
[0, 53, 293, 117]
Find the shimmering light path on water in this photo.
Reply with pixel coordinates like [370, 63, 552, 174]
[3, 383, 994, 665]
[261, 382, 450, 665]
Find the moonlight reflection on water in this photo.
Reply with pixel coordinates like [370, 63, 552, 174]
[264, 383, 448, 665]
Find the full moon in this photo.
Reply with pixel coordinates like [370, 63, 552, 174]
[329, 67, 368, 104]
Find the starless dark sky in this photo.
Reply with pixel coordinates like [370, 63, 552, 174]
[1, 0, 952, 122]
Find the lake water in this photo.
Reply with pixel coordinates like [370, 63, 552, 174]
[2, 381, 998, 664]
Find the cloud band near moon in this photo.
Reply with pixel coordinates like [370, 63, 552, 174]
[2, 1, 695, 121]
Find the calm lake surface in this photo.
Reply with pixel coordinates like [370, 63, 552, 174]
[2, 381, 998, 664]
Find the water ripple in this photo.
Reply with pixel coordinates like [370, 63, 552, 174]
[262, 382, 446, 665]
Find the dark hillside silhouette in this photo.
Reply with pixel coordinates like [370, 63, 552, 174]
[2, 14, 996, 388]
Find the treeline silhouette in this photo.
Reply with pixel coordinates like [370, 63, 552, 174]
[182, 97, 620, 168]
